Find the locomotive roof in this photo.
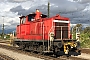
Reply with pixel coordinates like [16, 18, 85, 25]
[27, 12, 47, 18]
[28, 13, 36, 16]
[19, 16, 25, 19]
[19, 12, 47, 19]
[41, 14, 47, 18]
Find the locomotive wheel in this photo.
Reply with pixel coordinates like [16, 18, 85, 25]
[19, 42, 25, 50]
[19, 44, 23, 50]
[50, 45, 53, 51]
[39, 45, 43, 53]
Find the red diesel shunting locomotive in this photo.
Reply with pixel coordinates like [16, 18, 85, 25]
[14, 9, 81, 57]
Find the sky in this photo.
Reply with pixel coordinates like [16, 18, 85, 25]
[0, 0, 90, 33]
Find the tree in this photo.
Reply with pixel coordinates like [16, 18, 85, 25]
[73, 24, 83, 33]
[83, 26, 90, 33]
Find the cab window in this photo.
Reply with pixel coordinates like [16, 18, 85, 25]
[28, 15, 34, 21]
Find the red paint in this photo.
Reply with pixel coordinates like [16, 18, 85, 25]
[16, 10, 71, 41]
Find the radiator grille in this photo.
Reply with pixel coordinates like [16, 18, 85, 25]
[55, 22, 68, 39]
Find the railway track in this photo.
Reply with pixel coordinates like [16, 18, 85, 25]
[0, 54, 14, 60]
[0, 43, 87, 60]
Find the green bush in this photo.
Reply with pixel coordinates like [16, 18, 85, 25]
[80, 33, 90, 48]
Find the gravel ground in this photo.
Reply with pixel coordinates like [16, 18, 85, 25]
[0, 48, 43, 60]
[81, 48, 90, 54]
[0, 53, 14, 60]
[0, 43, 90, 60]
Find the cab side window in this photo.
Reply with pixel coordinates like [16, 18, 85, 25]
[28, 15, 34, 21]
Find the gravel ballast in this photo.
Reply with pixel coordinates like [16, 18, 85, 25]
[0, 48, 43, 60]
